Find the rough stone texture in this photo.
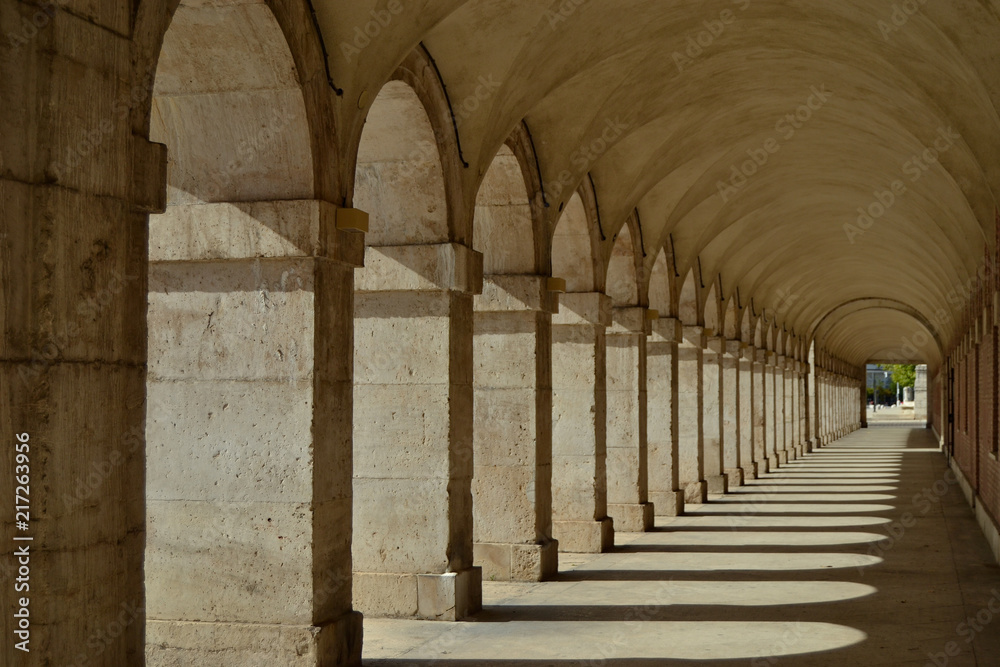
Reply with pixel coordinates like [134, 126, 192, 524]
[914, 364, 929, 421]
[721, 339, 741, 485]
[0, 7, 147, 665]
[648, 318, 684, 516]
[678, 326, 705, 504]
[552, 293, 614, 552]
[353, 242, 482, 619]
[738, 348, 757, 480]
[605, 309, 653, 532]
[146, 614, 363, 667]
[764, 353, 780, 470]
[702, 336, 724, 482]
[472, 275, 557, 581]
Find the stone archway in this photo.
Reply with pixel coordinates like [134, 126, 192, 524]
[144, 1, 361, 663]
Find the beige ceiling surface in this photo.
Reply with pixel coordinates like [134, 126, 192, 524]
[318, 0, 1000, 368]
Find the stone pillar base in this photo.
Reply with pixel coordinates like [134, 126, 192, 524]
[757, 458, 770, 475]
[725, 468, 745, 487]
[804, 440, 814, 454]
[707, 473, 729, 495]
[744, 461, 759, 480]
[609, 502, 655, 532]
[354, 568, 482, 621]
[778, 450, 789, 464]
[554, 518, 614, 553]
[147, 612, 364, 667]
[650, 490, 685, 516]
[683, 480, 708, 504]
[765, 456, 780, 472]
[474, 540, 558, 582]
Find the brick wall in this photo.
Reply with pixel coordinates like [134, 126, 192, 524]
[979, 323, 999, 526]
[955, 353, 977, 484]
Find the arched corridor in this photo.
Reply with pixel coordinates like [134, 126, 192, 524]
[4, 0, 1000, 665]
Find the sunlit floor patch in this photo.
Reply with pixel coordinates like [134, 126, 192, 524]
[727, 485, 898, 493]
[711, 492, 896, 502]
[687, 502, 895, 514]
[499, 579, 878, 607]
[364, 620, 868, 662]
[629, 531, 892, 547]
[658, 515, 893, 528]
[574, 551, 882, 572]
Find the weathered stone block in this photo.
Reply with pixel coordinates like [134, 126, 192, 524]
[608, 502, 654, 532]
[553, 518, 613, 553]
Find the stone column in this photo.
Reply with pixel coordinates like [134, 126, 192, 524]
[860, 369, 869, 428]
[782, 357, 794, 462]
[353, 242, 483, 620]
[791, 362, 803, 456]
[915, 364, 929, 422]
[722, 339, 743, 486]
[648, 318, 685, 516]
[739, 345, 757, 480]
[819, 371, 829, 445]
[552, 293, 615, 552]
[801, 362, 812, 453]
[473, 276, 558, 582]
[813, 370, 821, 445]
[606, 308, 654, 532]
[838, 377, 846, 437]
[703, 336, 728, 494]
[752, 349, 769, 474]
[1, 19, 163, 659]
[679, 326, 707, 503]
[764, 352, 779, 470]
[146, 202, 364, 660]
[775, 355, 788, 464]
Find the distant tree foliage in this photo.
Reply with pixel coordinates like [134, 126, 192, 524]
[878, 364, 917, 388]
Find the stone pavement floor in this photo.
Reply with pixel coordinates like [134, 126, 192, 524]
[363, 427, 1000, 665]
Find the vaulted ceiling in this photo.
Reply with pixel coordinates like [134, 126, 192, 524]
[315, 0, 1000, 369]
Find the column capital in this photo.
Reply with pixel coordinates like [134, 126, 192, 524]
[704, 335, 726, 354]
[609, 307, 651, 336]
[682, 325, 706, 347]
[724, 339, 742, 357]
[553, 292, 613, 327]
[476, 275, 558, 314]
[151, 199, 367, 267]
[754, 348, 768, 366]
[356, 242, 483, 293]
[650, 317, 683, 343]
